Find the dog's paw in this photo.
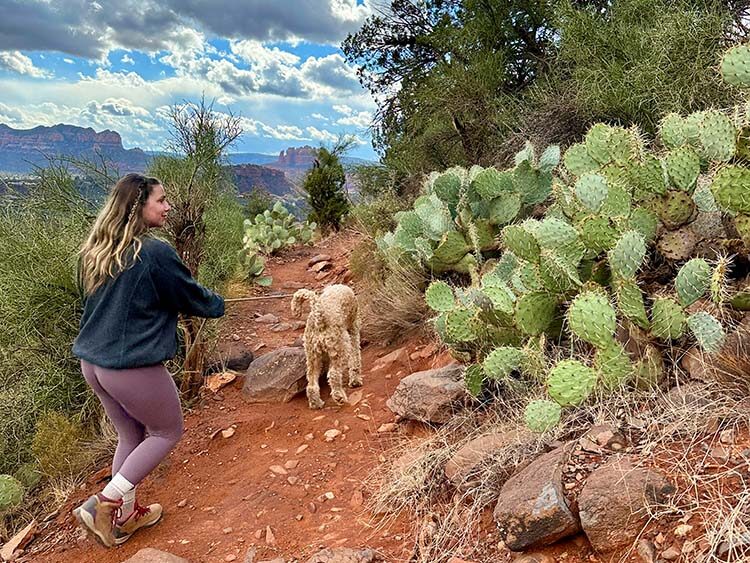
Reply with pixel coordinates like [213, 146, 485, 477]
[331, 390, 348, 404]
[308, 397, 325, 410]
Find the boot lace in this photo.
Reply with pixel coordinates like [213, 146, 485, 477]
[132, 501, 151, 521]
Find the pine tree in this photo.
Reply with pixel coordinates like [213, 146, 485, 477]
[303, 142, 351, 232]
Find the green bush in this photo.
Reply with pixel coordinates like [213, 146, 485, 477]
[243, 188, 274, 218]
[198, 189, 245, 291]
[303, 145, 350, 232]
[349, 191, 410, 237]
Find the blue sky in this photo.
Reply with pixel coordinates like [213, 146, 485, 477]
[0, 0, 379, 160]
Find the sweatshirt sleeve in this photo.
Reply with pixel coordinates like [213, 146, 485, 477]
[148, 241, 225, 318]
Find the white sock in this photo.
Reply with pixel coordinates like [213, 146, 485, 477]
[121, 488, 136, 518]
[101, 473, 135, 501]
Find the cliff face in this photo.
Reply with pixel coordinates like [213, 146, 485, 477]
[230, 164, 297, 197]
[0, 124, 149, 173]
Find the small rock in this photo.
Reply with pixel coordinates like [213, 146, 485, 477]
[177, 499, 187, 508]
[324, 429, 342, 441]
[284, 459, 299, 470]
[0, 520, 37, 562]
[223, 527, 234, 534]
[674, 524, 693, 537]
[720, 429, 736, 445]
[311, 261, 331, 272]
[512, 555, 554, 563]
[226, 555, 238, 562]
[350, 490, 364, 508]
[636, 539, 657, 563]
[287, 476, 299, 485]
[269, 465, 288, 475]
[324, 491, 335, 500]
[296, 444, 309, 454]
[255, 313, 280, 324]
[265, 526, 276, 546]
[377, 423, 397, 433]
[122, 549, 189, 563]
[356, 414, 371, 421]
[295, 514, 304, 521]
[308, 502, 317, 513]
[661, 546, 680, 560]
[308, 254, 332, 267]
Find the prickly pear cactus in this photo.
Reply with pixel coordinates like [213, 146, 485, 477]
[515, 292, 558, 336]
[614, 278, 650, 329]
[650, 297, 687, 340]
[483, 347, 525, 379]
[675, 258, 711, 307]
[665, 147, 700, 192]
[595, 341, 633, 390]
[425, 281, 455, 312]
[609, 231, 646, 279]
[687, 311, 726, 353]
[0, 474, 24, 512]
[711, 166, 750, 214]
[568, 291, 617, 347]
[547, 359, 597, 407]
[524, 400, 562, 433]
[697, 110, 736, 162]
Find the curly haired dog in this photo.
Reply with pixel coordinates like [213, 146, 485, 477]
[291, 284, 362, 409]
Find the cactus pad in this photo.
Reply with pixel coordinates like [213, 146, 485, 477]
[658, 190, 695, 229]
[433, 171, 462, 204]
[656, 227, 698, 261]
[464, 363, 485, 397]
[721, 44, 750, 87]
[538, 145, 562, 173]
[524, 400, 562, 433]
[735, 214, 750, 247]
[472, 168, 515, 200]
[580, 216, 619, 252]
[0, 474, 24, 512]
[711, 166, 750, 214]
[628, 207, 659, 242]
[445, 307, 481, 342]
[483, 346, 525, 380]
[699, 110, 736, 162]
[615, 278, 650, 329]
[665, 147, 700, 192]
[568, 291, 617, 347]
[432, 231, 471, 265]
[650, 297, 686, 340]
[515, 292, 557, 335]
[595, 341, 634, 391]
[575, 173, 608, 212]
[687, 311, 726, 353]
[425, 281, 455, 312]
[609, 231, 646, 279]
[547, 359, 597, 406]
[675, 258, 711, 307]
[489, 192, 522, 225]
[564, 143, 599, 176]
[659, 113, 688, 148]
[502, 224, 540, 263]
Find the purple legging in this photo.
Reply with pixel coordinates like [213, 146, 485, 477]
[81, 360, 184, 485]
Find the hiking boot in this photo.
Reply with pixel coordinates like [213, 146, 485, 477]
[113, 501, 163, 545]
[72, 494, 122, 548]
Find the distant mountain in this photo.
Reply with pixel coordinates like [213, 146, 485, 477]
[229, 164, 297, 197]
[0, 123, 149, 173]
[0, 124, 376, 198]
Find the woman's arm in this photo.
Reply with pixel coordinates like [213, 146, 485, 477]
[149, 242, 225, 318]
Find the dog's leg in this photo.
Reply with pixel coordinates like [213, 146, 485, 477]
[327, 334, 350, 405]
[306, 344, 325, 410]
[348, 321, 363, 388]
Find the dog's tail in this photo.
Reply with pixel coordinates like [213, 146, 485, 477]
[291, 289, 318, 318]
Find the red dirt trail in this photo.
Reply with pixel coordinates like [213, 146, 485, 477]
[26, 232, 452, 563]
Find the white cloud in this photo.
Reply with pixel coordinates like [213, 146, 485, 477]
[336, 110, 371, 128]
[63, 58, 74, 64]
[333, 104, 353, 115]
[306, 126, 338, 143]
[311, 113, 328, 121]
[0, 51, 50, 78]
[121, 54, 134, 65]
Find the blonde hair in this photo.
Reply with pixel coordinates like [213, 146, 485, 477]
[79, 173, 162, 295]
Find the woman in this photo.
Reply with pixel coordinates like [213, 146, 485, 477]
[71, 173, 224, 547]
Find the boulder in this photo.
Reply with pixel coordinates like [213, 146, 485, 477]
[493, 444, 580, 551]
[304, 547, 382, 563]
[386, 364, 468, 423]
[122, 549, 189, 563]
[205, 341, 254, 375]
[445, 429, 533, 487]
[579, 456, 675, 554]
[242, 347, 307, 403]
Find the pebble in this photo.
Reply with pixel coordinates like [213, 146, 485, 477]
[287, 476, 299, 485]
[225, 555, 237, 562]
[284, 459, 299, 469]
[356, 414, 371, 421]
[674, 524, 693, 537]
[177, 499, 187, 508]
[269, 465, 288, 475]
[377, 423, 397, 433]
[661, 546, 680, 560]
[324, 429, 341, 441]
[223, 527, 233, 534]
[296, 444, 309, 454]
